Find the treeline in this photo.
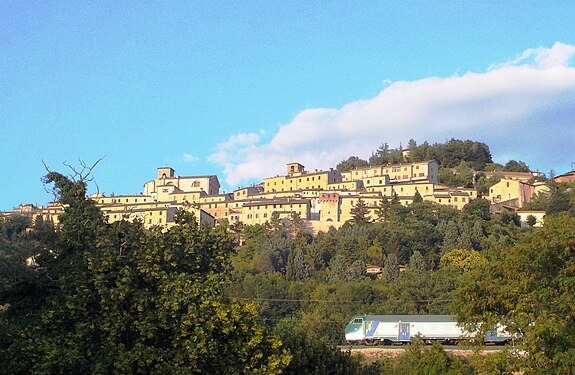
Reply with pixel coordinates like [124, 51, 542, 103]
[337, 138, 536, 192]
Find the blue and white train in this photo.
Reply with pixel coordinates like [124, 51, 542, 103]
[345, 315, 512, 345]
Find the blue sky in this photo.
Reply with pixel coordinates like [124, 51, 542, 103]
[1, 1, 574, 210]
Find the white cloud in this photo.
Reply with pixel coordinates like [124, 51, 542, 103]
[494, 42, 575, 69]
[210, 42, 575, 188]
[183, 153, 199, 162]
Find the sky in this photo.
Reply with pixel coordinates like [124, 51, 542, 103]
[1, 1, 574, 211]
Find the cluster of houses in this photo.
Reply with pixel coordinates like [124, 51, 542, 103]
[6, 160, 571, 233]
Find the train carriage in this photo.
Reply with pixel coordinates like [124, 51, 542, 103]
[345, 315, 511, 345]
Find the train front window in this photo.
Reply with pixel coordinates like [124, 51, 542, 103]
[352, 318, 363, 324]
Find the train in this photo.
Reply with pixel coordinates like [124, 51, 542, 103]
[345, 315, 513, 345]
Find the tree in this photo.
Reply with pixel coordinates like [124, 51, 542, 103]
[455, 214, 575, 373]
[375, 196, 391, 222]
[273, 321, 376, 375]
[504, 160, 530, 172]
[408, 251, 427, 272]
[462, 198, 491, 221]
[525, 214, 537, 227]
[378, 339, 472, 374]
[348, 259, 367, 281]
[336, 156, 368, 173]
[365, 238, 385, 266]
[286, 248, 311, 281]
[412, 190, 423, 203]
[440, 249, 486, 272]
[3, 172, 291, 373]
[328, 254, 348, 282]
[383, 253, 400, 282]
[349, 198, 371, 225]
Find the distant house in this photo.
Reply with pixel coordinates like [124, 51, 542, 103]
[489, 178, 550, 209]
[555, 170, 575, 183]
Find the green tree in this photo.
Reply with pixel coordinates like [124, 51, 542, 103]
[408, 251, 427, 272]
[413, 190, 424, 203]
[286, 248, 311, 282]
[504, 159, 530, 172]
[440, 249, 486, 272]
[383, 253, 400, 282]
[455, 214, 575, 373]
[3, 173, 291, 374]
[328, 254, 348, 282]
[336, 156, 368, 173]
[375, 196, 391, 222]
[462, 198, 491, 221]
[349, 198, 371, 225]
[378, 339, 472, 375]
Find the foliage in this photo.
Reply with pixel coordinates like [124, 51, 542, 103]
[1, 174, 290, 374]
[376, 339, 472, 375]
[440, 249, 487, 272]
[408, 139, 492, 170]
[383, 253, 399, 282]
[439, 161, 474, 188]
[454, 213, 575, 373]
[503, 159, 530, 172]
[336, 156, 369, 173]
[273, 321, 380, 375]
[408, 251, 427, 272]
[350, 198, 371, 226]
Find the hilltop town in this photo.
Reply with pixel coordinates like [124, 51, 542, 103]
[8, 140, 573, 232]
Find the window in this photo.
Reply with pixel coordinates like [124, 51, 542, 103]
[352, 318, 363, 324]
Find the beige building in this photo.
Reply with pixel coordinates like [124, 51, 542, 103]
[489, 178, 549, 208]
[342, 160, 439, 184]
[263, 163, 341, 193]
[144, 167, 220, 197]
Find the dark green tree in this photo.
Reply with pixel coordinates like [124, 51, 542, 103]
[3, 172, 291, 374]
[503, 159, 530, 172]
[408, 251, 427, 272]
[412, 190, 424, 203]
[349, 198, 371, 225]
[455, 214, 575, 373]
[525, 214, 537, 227]
[375, 196, 391, 222]
[383, 253, 400, 282]
[336, 156, 368, 173]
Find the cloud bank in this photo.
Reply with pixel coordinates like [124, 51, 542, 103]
[210, 42, 575, 188]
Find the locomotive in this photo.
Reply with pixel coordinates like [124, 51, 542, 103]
[345, 315, 512, 345]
